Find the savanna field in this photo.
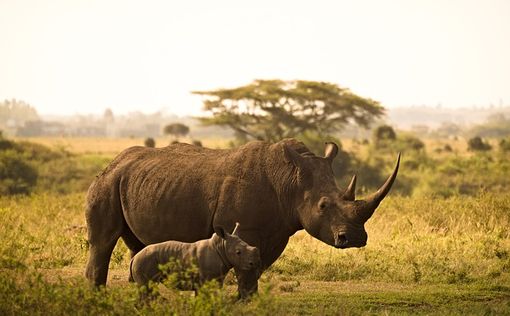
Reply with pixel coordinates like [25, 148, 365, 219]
[1, 137, 510, 315]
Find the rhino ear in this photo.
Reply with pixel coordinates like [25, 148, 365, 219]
[324, 142, 338, 162]
[282, 144, 312, 188]
[283, 144, 305, 169]
[214, 226, 226, 239]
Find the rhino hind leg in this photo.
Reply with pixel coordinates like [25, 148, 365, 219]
[85, 200, 124, 286]
[121, 227, 146, 282]
[121, 227, 146, 258]
[85, 239, 118, 286]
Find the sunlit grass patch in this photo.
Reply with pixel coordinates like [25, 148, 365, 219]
[1, 192, 510, 314]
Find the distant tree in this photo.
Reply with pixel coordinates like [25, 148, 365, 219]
[163, 123, 190, 141]
[0, 99, 39, 125]
[469, 113, 510, 138]
[194, 79, 384, 143]
[373, 125, 397, 143]
[192, 140, 203, 147]
[144, 137, 156, 148]
[467, 136, 492, 151]
[103, 108, 114, 123]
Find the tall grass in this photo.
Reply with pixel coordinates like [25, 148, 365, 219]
[272, 194, 510, 284]
[1, 193, 509, 314]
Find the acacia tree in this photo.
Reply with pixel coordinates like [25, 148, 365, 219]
[163, 123, 190, 141]
[194, 79, 384, 142]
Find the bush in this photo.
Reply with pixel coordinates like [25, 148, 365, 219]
[144, 137, 156, 148]
[0, 137, 110, 195]
[372, 125, 424, 153]
[499, 138, 510, 152]
[0, 150, 38, 194]
[192, 140, 203, 147]
[467, 136, 492, 151]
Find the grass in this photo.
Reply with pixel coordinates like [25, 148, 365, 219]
[2, 135, 510, 314]
[13, 136, 232, 156]
[1, 192, 509, 315]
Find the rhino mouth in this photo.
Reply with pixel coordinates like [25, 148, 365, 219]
[334, 242, 366, 249]
[334, 242, 367, 249]
[333, 233, 366, 249]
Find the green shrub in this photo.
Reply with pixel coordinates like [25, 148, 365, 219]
[0, 136, 110, 195]
[0, 149, 38, 194]
[499, 138, 510, 152]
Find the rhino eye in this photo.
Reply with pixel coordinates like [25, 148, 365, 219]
[236, 249, 241, 255]
[318, 197, 330, 211]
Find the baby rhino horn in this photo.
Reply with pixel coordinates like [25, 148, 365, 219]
[231, 222, 240, 236]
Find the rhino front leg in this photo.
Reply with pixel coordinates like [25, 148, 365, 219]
[234, 268, 259, 299]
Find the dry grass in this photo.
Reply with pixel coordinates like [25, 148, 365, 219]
[1, 192, 509, 314]
[13, 136, 231, 155]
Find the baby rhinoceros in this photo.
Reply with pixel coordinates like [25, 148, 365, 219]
[129, 223, 261, 292]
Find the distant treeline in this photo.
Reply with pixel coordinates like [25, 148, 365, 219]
[2, 98, 510, 139]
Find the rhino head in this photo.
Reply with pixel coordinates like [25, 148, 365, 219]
[215, 223, 261, 270]
[284, 141, 400, 249]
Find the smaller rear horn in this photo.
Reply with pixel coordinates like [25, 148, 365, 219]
[342, 175, 357, 201]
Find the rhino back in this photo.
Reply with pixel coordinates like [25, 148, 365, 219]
[95, 142, 281, 245]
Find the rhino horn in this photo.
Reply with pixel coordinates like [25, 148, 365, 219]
[358, 153, 400, 221]
[231, 222, 240, 236]
[341, 175, 357, 201]
[324, 142, 338, 162]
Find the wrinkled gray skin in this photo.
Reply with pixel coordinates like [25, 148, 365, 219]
[85, 138, 399, 298]
[130, 223, 261, 291]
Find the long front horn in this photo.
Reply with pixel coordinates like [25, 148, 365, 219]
[342, 175, 357, 201]
[359, 153, 400, 220]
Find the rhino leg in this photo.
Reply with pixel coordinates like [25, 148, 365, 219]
[234, 268, 259, 299]
[85, 200, 124, 286]
[85, 239, 118, 286]
[121, 227, 145, 282]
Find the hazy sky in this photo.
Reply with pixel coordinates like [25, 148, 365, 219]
[1, 0, 509, 116]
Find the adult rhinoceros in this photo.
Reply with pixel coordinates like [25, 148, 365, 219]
[85, 138, 399, 297]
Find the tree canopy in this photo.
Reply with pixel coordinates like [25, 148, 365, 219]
[0, 99, 39, 125]
[194, 80, 384, 142]
[163, 123, 190, 139]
